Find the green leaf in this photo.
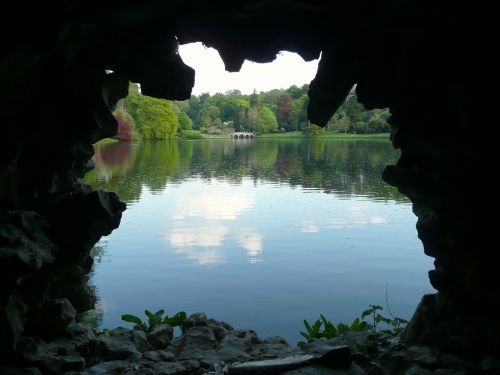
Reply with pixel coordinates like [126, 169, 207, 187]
[144, 310, 154, 319]
[154, 310, 165, 319]
[312, 319, 322, 336]
[361, 309, 372, 319]
[297, 341, 306, 348]
[304, 320, 314, 336]
[300, 331, 310, 340]
[122, 314, 143, 325]
[165, 311, 187, 327]
[337, 323, 349, 334]
[358, 321, 371, 331]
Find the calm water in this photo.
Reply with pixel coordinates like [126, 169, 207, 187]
[83, 138, 434, 343]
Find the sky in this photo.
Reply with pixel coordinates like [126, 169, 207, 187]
[178, 42, 319, 96]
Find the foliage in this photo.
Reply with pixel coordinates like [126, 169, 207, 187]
[123, 83, 179, 140]
[180, 130, 203, 139]
[297, 305, 408, 347]
[302, 124, 325, 136]
[177, 111, 192, 133]
[254, 106, 278, 134]
[172, 85, 387, 135]
[113, 116, 132, 142]
[113, 107, 141, 141]
[121, 309, 187, 334]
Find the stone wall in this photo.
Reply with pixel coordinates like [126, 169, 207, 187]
[0, 0, 498, 369]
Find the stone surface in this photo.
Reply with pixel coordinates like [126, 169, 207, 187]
[152, 360, 200, 375]
[93, 334, 140, 360]
[82, 360, 130, 374]
[1, 0, 499, 370]
[142, 350, 175, 362]
[171, 326, 217, 360]
[283, 365, 347, 375]
[148, 324, 173, 350]
[221, 329, 261, 353]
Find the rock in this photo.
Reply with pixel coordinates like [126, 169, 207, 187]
[379, 350, 411, 374]
[228, 354, 316, 374]
[131, 330, 153, 352]
[152, 360, 200, 375]
[251, 336, 301, 359]
[283, 365, 348, 374]
[221, 329, 261, 352]
[210, 324, 229, 341]
[0, 294, 28, 355]
[66, 322, 95, 343]
[407, 345, 438, 367]
[142, 350, 175, 362]
[82, 360, 130, 374]
[433, 370, 467, 375]
[148, 324, 173, 350]
[182, 312, 233, 335]
[405, 364, 432, 375]
[0, 368, 43, 375]
[438, 354, 477, 371]
[36, 298, 77, 339]
[315, 346, 351, 369]
[59, 355, 86, 371]
[93, 334, 140, 360]
[0, 211, 57, 278]
[205, 345, 250, 364]
[123, 367, 155, 375]
[348, 363, 368, 375]
[171, 326, 217, 360]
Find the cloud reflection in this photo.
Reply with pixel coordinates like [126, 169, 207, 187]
[167, 182, 263, 265]
[237, 231, 263, 257]
[300, 220, 320, 233]
[173, 190, 254, 220]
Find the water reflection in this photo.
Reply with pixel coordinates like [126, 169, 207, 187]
[85, 138, 405, 204]
[83, 138, 434, 343]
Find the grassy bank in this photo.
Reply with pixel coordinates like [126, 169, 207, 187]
[257, 131, 390, 139]
[94, 138, 119, 145]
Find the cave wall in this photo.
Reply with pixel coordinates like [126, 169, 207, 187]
[1, 0, 498, 367]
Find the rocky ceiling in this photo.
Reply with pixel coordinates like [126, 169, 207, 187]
[0, 0, 498, 370]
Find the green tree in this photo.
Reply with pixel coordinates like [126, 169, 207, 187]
[177, 111, 192, 133]
[255, 106, 278, 134]
[135, 96, 179, 139]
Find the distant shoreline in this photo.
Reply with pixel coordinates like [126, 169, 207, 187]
[94, 132, 391, 145]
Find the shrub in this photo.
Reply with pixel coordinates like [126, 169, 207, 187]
[302, 124, 325, 136]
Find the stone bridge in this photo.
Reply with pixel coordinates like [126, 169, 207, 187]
[231, 132, 254, 139]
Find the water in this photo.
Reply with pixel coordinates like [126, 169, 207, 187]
[83, 138, 435, 343]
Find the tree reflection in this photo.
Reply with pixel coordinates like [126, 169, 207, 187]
[83, 139, 405, 204]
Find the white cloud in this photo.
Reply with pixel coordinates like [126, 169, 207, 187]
[370, 216, 388, 224]
[169, 226, 228, 248]
[178, 43, 319, 95]
[237, 231, 263, 257]
[299, 220, 320, 233]
[173, 189, 254, 221]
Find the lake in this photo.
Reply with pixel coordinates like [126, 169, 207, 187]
[83, 137, 435, 344]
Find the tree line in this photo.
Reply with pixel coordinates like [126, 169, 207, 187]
[113, 83, 390, 140]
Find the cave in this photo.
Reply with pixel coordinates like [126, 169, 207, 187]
[1, 1, 498, 374]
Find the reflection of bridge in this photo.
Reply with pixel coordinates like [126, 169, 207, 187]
[231, 132, 254, 139]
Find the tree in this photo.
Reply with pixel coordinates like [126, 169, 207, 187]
[286, 85, 303, 99]
[255, 106, 278, 134]
[135, 96, 179, 139]
[289, 95, 309, 131]
[276, 94, 292, 128]
[113, 116, 132, 141]
[177, 112, 192, 133]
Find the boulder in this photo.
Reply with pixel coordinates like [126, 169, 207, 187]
[147, 324, 173, 350]
[171, 326, 217, 360]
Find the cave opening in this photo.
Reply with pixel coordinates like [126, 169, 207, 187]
[83, 42, 434, 345]
[1, 2, 498, 373]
